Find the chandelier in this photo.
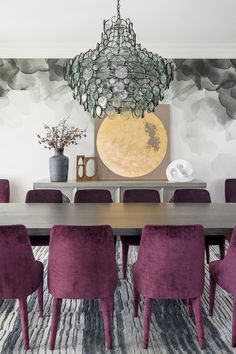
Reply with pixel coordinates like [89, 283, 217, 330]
[64, 0, 174, 119]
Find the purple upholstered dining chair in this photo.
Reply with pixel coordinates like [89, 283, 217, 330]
[25, 189, 63, 246]
[74, 189, 113, 203]
[74, 188, 116, 247]
[0, 179, 10, 203]
[120, 189, 160, 279]
[0, 225, 43, 350]
[173, 189, 225, 263]
[48, 225, 117, 350]
[209, 226, 236, 346]
[25, 189, 63, 203]
[225, 179, 236, 202]
[132, 224, 205, 349]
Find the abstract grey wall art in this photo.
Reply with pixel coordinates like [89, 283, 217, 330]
[0, 58, 236, 202]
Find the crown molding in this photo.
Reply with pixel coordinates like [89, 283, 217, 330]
[0, 42, 236, 58]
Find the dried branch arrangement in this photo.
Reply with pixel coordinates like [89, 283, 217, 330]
[37, 118, 86, 149]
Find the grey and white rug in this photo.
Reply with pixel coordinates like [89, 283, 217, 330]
[0, 243, 235, 354]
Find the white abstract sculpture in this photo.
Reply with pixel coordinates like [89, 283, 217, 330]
[166, 159, 194, 182]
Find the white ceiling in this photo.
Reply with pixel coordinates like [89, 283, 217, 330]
[0, 0, 236, 57]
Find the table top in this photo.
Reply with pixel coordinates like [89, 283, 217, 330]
[0, 203, 235, 236]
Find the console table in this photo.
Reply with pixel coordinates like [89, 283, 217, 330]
[33, 180, 206, 202]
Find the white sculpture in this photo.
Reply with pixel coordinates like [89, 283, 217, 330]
[166, 159, 194, 182]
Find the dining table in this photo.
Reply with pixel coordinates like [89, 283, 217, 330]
[0, 202, 236, 242]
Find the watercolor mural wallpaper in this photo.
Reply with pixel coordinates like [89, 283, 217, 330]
[0, 58, 236, 201]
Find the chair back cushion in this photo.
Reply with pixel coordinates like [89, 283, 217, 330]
[225, 179, 236, 202]
[133, 224, 205, 299]
[123, 189, 160, 203]
[74, 189, 112, 203]
[0, 179, 10, 203]
[173, 189, 211, 203]
[48, 225, 117, 299]
[25, 189, 63, 203]
[0, 225, 41, 298]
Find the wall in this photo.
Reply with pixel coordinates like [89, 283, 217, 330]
[168, 59, 236, 201]
[0, 59, 94, 202]
[0, 58, 236, 202]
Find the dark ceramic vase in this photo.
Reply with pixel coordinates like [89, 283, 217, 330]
[49, 148, 69, 182]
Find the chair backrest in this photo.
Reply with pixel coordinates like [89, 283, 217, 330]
[123, 189, 160, 203]
[48, 225, 117, 299]
[0, 225, 38, 298]
[135, 224, 205, 299]
[74, 189, 112, 203]
[0, 179, 10, 203]
[173, 189, 211, 203]
[225, 179, 236, 202]
[25, 189, 63, 203]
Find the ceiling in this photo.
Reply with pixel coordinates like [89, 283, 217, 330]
[0, 0, 236, 57]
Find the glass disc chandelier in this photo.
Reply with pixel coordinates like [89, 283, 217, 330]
[64, 0, 175, 119]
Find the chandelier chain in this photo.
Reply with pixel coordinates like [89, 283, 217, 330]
[117, 0, 121, 21]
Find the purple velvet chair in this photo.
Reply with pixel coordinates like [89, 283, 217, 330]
[25, 189, 63, 246]
[173, 189, 225, 263]
[74, 189, 113, 203]
[25, 189, 63, 203]
[74, 188, 116, 246]
[0, 224, 43, 350]
[225, 179, 236, 202]
[48, 225, 117, 350]
[209, 226, 236, 347]
[120, 189, 160, 279]
[132, 224, 205, 349]
[0, 179, 10, 203]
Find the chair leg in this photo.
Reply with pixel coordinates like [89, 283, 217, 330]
[232, 296, 236, 346]
[37, 277, 44, 318]
[109, 296, 115, 319]
[101, 297, 113, 350]
[122, 242, 129, 279]
[219, 239, 225, 260]
[19, 298, 29, 350]
[143, 298, 153, 349]
[133, 286, 140, 317]
[192, 297, 205, 350]
[49, 298, 62, 350]
[187, 298, 193, 316]
[209, 275, 216, 316]
[205, 243, 210, 264]
[114, 235, 117, 247]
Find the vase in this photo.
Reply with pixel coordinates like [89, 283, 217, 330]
[49, 148, 69, 182]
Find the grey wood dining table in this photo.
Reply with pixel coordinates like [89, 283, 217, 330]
[0, 202, 236, 241]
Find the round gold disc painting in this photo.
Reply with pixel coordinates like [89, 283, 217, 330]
[96, 113, 168, 178]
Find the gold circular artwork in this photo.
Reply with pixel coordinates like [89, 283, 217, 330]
[96, 113, 168, 178]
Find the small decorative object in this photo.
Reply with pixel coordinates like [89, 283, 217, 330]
[166, 159, 194, 182]
[37, 118, 86, 182]
[76, 155, 98, 181]
[64, 0, 174, 119]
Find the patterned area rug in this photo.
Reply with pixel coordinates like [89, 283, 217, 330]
[0, 243, 234, 354]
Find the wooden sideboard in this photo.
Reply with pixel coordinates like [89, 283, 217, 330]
[33, 179, 206, 202]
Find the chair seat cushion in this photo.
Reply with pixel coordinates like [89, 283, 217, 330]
[120, 235, 141, 245]
[30, 236, 49, 246]
[205, 235, 225, 246]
